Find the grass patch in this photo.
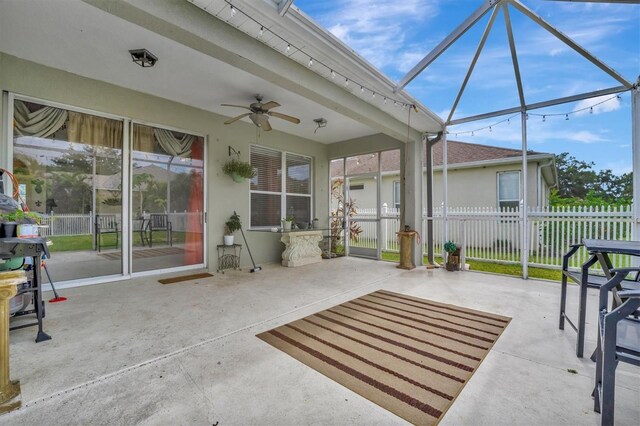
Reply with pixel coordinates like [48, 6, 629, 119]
[47, 232, 186, 252]
[380, 251, 562, 281]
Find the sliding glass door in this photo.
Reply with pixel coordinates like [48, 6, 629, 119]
[12, 99, 124, 281]
[131, 124, 205, 273]
[10, 97, 206, 284]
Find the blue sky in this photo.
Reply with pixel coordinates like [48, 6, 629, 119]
[295, 0, 639, 174]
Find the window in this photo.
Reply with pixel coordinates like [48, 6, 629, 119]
[497, 171, 520, 210]
[393, 180, 401, 209]
[250, 145, 312, 227]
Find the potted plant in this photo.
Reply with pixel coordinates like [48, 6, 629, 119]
[444, 240, 461, 271]
[224, 213, 241, 245]
[222, 158, 256, 183]
[282, 215, 294, 232]
[312, 218, 319, 229]
[0, 210, 41, 238]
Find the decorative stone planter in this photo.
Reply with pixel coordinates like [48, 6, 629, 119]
[223, 235, 234, 246]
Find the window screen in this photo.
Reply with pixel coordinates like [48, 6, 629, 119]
[498, 171, 520, 210]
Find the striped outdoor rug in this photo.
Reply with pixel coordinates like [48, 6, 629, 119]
[257, 290, 510, 425]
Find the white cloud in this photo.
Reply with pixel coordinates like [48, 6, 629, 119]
[564, 130, 608, 144]
[573, 94, 621, 116]
[305, 0, 440, 70]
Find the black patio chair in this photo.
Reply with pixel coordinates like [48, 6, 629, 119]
[147, 214, 172, 248]
[94, 214, 119, 252]
[593, 267, 640, 426]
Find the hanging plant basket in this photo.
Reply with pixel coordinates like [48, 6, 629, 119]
[223, 158, 256, 183]
[231, 172, 245, 183]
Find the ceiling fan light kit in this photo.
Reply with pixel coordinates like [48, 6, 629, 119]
[221, 95, 300, 132]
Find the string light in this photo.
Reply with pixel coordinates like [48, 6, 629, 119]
[372, 91, 375, 99]
[217, 0, 415, 111]
[448, 93, 624, 138]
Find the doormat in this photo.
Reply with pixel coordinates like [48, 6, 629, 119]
[158, 273, 213, 285]
[99, 247, 184, 261]
[257, 290, 510, 425]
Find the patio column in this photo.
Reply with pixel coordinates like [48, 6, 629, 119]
[0, 270, 26, 414]
[404, 138, 424, 266]
[632, 83, 639, 241]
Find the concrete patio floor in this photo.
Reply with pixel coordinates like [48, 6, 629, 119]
[4, 257, 639, 425]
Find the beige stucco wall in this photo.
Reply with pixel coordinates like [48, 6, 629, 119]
[431, 162, 545, 208]
[0, 53, 329, 270]
[342, 162, 550, 211]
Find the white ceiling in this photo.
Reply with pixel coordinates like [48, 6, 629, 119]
[0, 0, 379, 144]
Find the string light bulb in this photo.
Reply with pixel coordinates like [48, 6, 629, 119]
[308, 57, 313, 67]
[489, 126, 492, 132]
[542, 115, 546, 122]
[230, 5, 237, 17]
[590, 107, 593, 114]
[360, 86, 364, 93]
[330, 70, 336, 79]
[344, 78, 349, 87]
[565, 114, 569, 120]
[285, 44, 290, 53]
[383, 97, 387, 104]
[259, 26, 264, 37]
[372, 91, 375, 99]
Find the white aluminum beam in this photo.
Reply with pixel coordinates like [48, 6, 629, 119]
[503, 4, 525, 108]
[449, 85, 628, 125]
[520, 111, 528, 279]
[447, 6, 501, 124]
[395, 0, 500, 93]
[508, 0, 633, 89]
[544, 1, 640, 3]
[632, 83, 640, 241]
[277, 0, 293, 16]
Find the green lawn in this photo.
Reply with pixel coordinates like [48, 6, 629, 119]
[47, 232, 186, 252]
[380, 251, 562, 281]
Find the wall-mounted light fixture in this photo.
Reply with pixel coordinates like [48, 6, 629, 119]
[129, 49, 158, 68]
[313, 118, 327, 134]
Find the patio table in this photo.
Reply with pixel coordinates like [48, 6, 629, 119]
[572, 239, 640, 358]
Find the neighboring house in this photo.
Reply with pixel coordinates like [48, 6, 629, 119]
[333, 140, 557, 212]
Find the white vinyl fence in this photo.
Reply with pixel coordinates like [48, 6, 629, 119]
[37, 211, 202, 237]
[364, 205, 634, 270]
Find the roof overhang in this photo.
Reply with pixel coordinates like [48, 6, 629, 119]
[0, 0, 442, 144]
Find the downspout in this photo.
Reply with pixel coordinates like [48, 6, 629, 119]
[425, 131, 443, 266]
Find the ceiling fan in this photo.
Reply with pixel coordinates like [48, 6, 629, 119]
[221, 95, 301, 131]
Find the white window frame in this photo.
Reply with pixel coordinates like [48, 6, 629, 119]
[249, 144, 313, 228]
[497, 170, 521, 210]
[393, 180, 401, 209]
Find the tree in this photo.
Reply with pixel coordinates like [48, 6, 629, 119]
[553, 152, 632, 206]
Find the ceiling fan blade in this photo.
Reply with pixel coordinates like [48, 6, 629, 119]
[260, 101, 281, 110]
[261, 119, 272, 132]
[221, 104, 252, 110]
[268, 111, 301, 124]
[224, 113, 251, 125]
